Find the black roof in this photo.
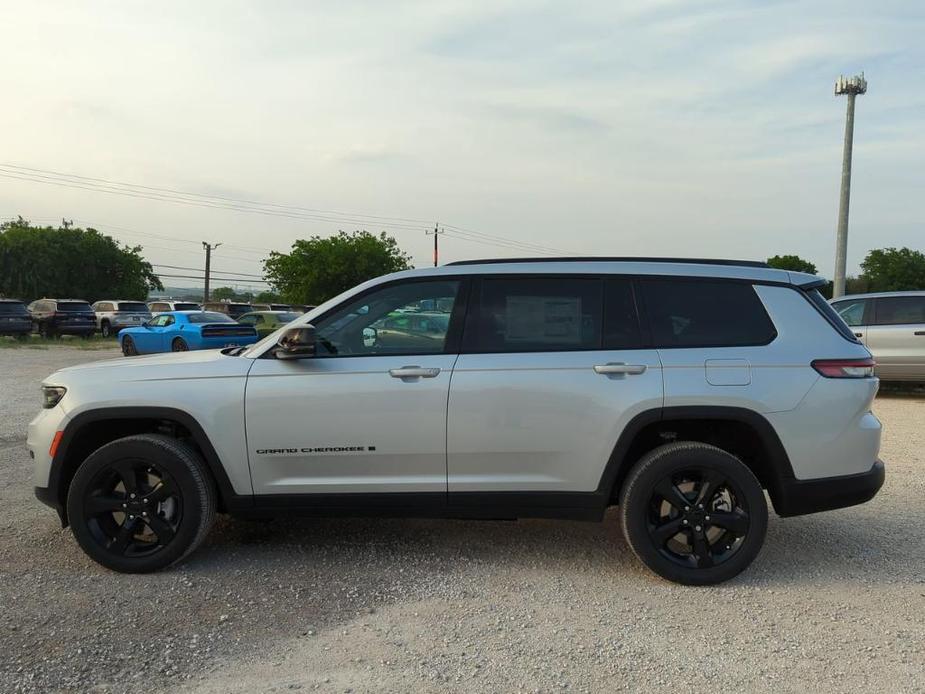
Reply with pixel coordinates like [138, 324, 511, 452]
[445, 257, 769, 268]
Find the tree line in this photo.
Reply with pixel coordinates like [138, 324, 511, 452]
[3, 218, 923, 306]
[0, 219, 162, 301]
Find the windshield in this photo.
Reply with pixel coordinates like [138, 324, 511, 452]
[57, 302, 93, 312]
[174, 302, 200, 311]
[0, 302, 27, 315]
[117, 302, 149, 312]
[186, 312, 234, 324]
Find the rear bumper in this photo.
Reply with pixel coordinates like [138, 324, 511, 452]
[0, 324, 31, 335]
[773, 460, 885, 517]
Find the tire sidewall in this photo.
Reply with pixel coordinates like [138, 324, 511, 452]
[621, 444, 768, 586]
[66, 436, 211, 573]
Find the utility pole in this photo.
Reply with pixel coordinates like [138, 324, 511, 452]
[202, 241, 222, 301]
[425, 224, 444, 267]
[832, 72, 867, 298]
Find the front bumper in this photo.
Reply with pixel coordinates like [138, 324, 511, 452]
[773, 460, 885, 517]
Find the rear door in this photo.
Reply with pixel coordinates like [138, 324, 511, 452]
[447, 275, 662, 497]
[865, 296, 925, 381]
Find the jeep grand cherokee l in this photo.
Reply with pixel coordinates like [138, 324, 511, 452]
[28, 258, 884, 584]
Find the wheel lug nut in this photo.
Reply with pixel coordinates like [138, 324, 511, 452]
[122, 503, 127, 509]
[705, 515, 711, 521]
[684, 506, 690, 511]
[695, 525, 702, 532]
[130, 493, 136, 499]
[682, 519, 688, 525]
[698, 504, 703, 509]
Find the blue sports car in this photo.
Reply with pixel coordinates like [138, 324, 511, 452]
[119, 311, 259, 356]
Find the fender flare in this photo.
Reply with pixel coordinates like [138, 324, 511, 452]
[48, 406, 245, 521]
[595, 405, 795, 503]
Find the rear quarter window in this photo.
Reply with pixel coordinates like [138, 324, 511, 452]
[639, 279, 776, 348]
[872, 296, 925, 325]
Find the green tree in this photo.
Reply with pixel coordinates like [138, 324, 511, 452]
[860, 247, 925, 292]
[263, 231, 413, 304]
[767, 254, 818, 274]
[254, 290, 283, 304]
[0, 218, 162, 301]
[211, 286, 236, 301]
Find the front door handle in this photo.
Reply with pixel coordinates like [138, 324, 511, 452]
[389, 366, 441, 379]
[593, 363, 647, 376]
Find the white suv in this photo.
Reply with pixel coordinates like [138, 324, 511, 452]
[28, 258, 884, 584]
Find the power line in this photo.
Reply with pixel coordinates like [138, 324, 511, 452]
[155, 273, 270, 285]
[150, 263, 265, 278]
[0, 164, 578, 257]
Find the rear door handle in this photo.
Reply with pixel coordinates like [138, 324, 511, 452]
[593, 363, 647, 375]
[389, 366, 441, 379]
[854, 332, 864, 338]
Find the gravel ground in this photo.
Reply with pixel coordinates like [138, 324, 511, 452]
[1, 346, 923, 693]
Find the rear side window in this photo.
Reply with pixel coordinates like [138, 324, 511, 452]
[640, 279, 776, 348]
[465, 278, 602, 352]
[118, 302, 148, 312]
[872, 296, 925, 325]
[174, 303, 200, 311]
[805, 289, 861, 343]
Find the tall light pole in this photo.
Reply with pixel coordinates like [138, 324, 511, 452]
[832, 72, 867, 298]
[202, 241, 222, 302]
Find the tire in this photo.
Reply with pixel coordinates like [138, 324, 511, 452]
[39, 322, 56, 339]
[101, 321, 111, 338]
[171, 338, 189, 352]
[121, 335, 138, 356]
[66, 434, 217, 573]
[619, 441, 768, 586]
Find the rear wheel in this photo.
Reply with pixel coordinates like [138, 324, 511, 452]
[619, 441, 768, 585]
[100, 321, 112, 337]
[171, 338, 189, 352]
[66, 434, 216, 573]
[121, 335, 138, 356]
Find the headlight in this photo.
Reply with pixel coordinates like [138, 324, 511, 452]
[42, 386, 67, 409]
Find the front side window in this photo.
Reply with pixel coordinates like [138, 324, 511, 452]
[314, 280, 461, 356]
[640, 279, 776, 348]
[832, 299, 867, 327]
[873, 296, 925, 325]
[151, 315, 171, 327]
[464, 277, 602, 353]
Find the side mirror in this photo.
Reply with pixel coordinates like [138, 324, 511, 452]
[277, 325, 317, 360]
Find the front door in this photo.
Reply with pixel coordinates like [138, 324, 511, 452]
[447, 276, 663, 495]
[245, 278, 467, 495]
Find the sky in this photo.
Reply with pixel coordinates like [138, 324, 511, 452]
[0, 0, 922, 289]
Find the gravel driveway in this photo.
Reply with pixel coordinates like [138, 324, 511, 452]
[1, 346, 923, 693]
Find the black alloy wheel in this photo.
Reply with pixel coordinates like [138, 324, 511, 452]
[66, 435, 216, 573]
[122, 335, 138, 356]
[171, 338, 189, 352]
[78, 460, 183, 559]
[620, 441, 768, 585]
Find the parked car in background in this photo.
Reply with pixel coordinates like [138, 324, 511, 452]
[269, 303, 293, 311]
[831, 291, 925, 382]
[0, 299, 32, 338]
[203, 301, 253, 319]
[148, 300, 202, 313]
[237, 310, 302, 338]
[289, 304, 315, 313]
[27, 299, 96, 338]
[119, 311, 258, 356]
[91, 300, 152, 337]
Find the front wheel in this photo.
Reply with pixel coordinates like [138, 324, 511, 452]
[66, 434, 216, 573]
[100, 321, 112, 338]
[121, 335, 138, 356]
[619, 441, 768, 586]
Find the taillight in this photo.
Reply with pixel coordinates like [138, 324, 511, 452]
[811, 358, 876, 378]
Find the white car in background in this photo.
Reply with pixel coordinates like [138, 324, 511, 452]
[831, 291, 925, 382]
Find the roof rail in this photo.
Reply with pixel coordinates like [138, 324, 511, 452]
[444, 256, 770, 268]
